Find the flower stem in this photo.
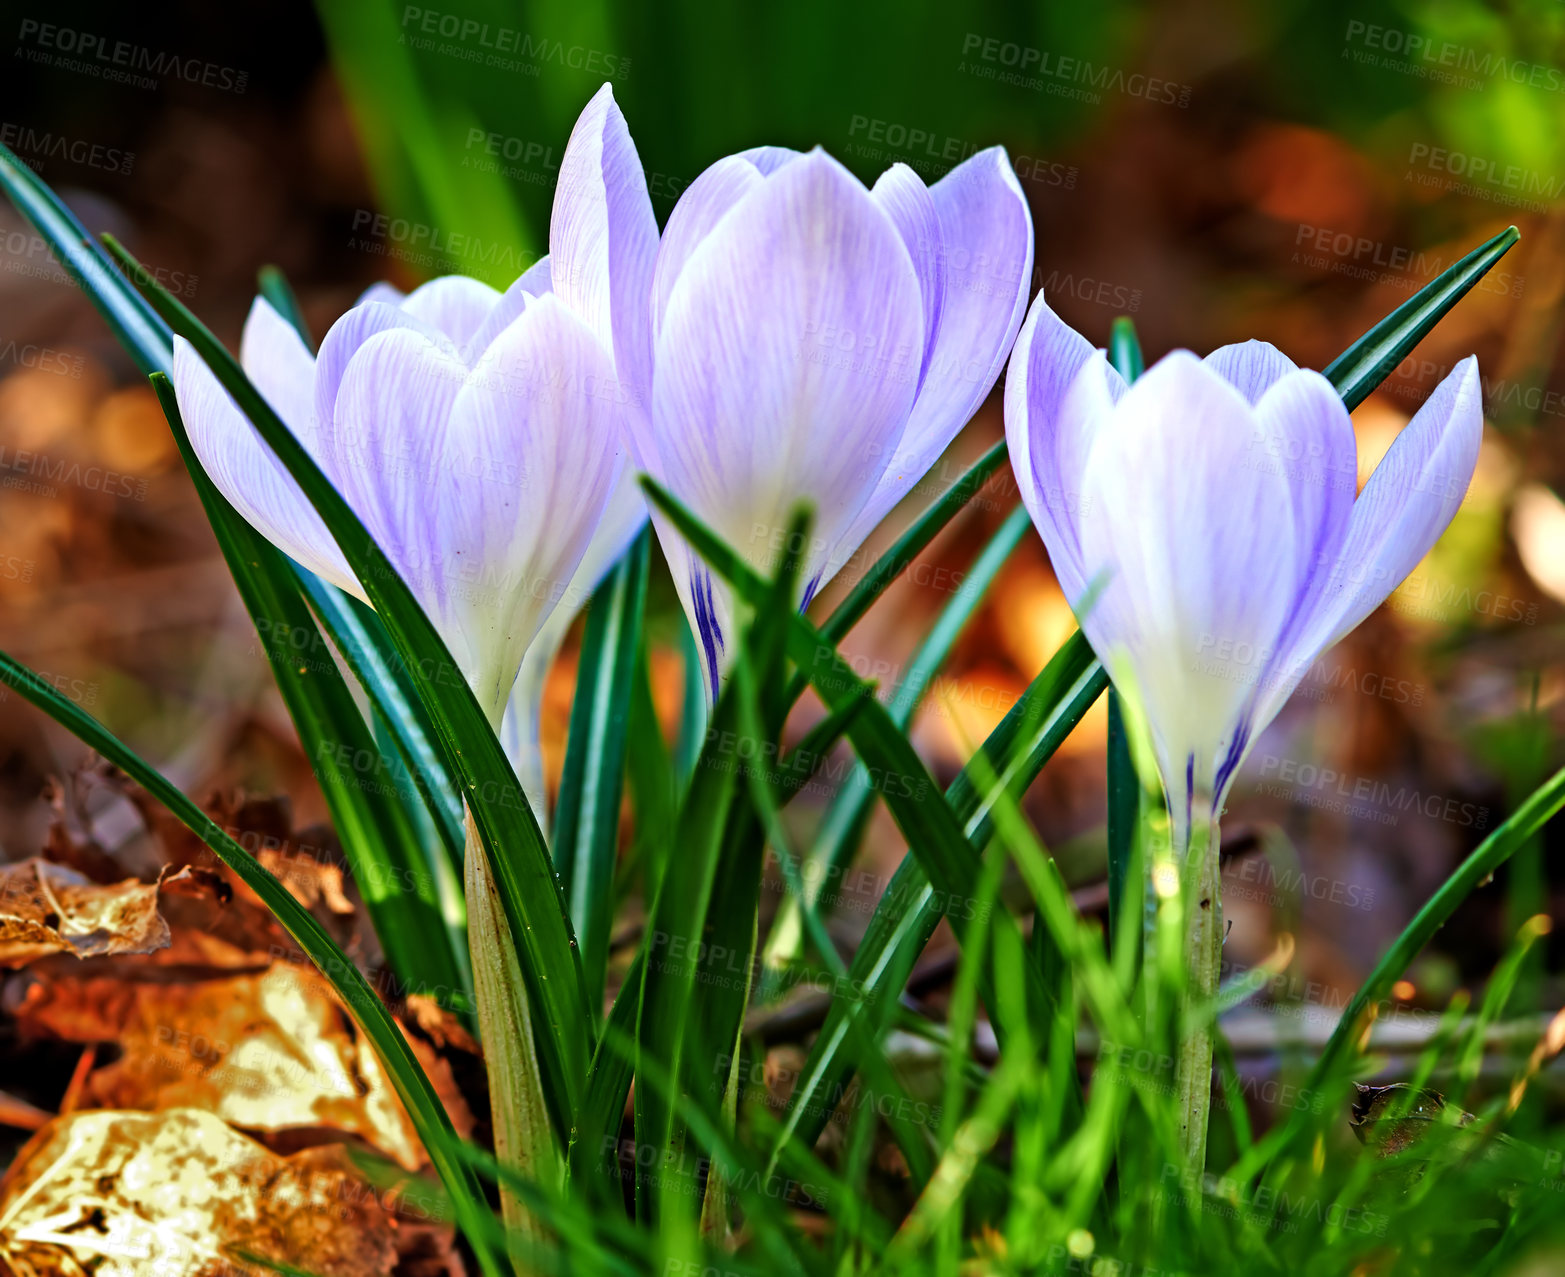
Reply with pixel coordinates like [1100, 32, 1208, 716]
[1174, 810, 1222, 1169]
[464, 808, 560, 1251]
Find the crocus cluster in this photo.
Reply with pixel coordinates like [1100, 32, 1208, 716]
[175, 80, 1485, 856]
[174, 82, 1035, 813]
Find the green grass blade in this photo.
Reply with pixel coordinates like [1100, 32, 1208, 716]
[0, 142, 172, 375]
[0, 648, 504, 1277]
[764, 502, 1031, 976]
[150, 375, 474, 1016]
[1105, 319, 1143, 952]
[566, 951, 642, 1201]
[778, 440, 1009, 715]
[641, 477, 1061, 1074]
[764, 633, 1105, 1172]
[632, 507, 807, 1226]
[1238, 764, 1565, 1179]
[105, 235, 590, 1129]
[1323, 225, 1518, 411]
[623, 636, 677, 905]
[556, 530, 650, 1018]
[292, 571, 467, 867]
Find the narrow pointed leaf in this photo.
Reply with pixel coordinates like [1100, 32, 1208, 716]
[150, 375, 474, 1015]
[767, 632, 1105, 1171]
[105, 235, 591, 1130]
[641, 478, 1056, 1052]
[1324, 224, 1518, 411]
[765, 502, 1031, 976]
[556, 529, 651, 1017]
[0, 143, 171, 374]
[1105, 318, 1144, 948]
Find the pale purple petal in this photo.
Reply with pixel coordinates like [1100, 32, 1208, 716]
[870, 163, 945, 390]
[514, 254, 554, 297]
[550, 83, 658, 417]
[648, 149, 924, 693]
[502, 466, 647, 799]
[313, 301, 456, 444]
[356, 282, 405, 308]
[399, 276, 502, 354]
[1232, 368, 1357, 768]
[739, 145, 802, 175]
[651, 156, 765, 343]
[437, 295, 625, 714]
[838, 146, 1034, 553]
[1303, 356, 1484, 651]
[239, 297, 316, 439]
[1204, 340, 1299, 405]
[172, 335, 357, 595]
[322, 327, 470, 628]
[1078, 352, 1303, 804]
[1003, 295, 1126, 603]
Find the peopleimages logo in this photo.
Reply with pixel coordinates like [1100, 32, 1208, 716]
[1344, 20, 1565, 94]
[399, 6, 630, 79]
[0, 122, 134, 176]
[14, 19, 248, 93]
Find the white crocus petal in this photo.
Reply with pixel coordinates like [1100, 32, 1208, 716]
[1304, 356, 1484, 653]
[651, 156, 766, 343]
[1203, 339, 1300, 405]
[834, 146, 1034, 563]
[240, 297, 318, 441]
[500, 465, 648, 806]
[323, 327, 470, 620]
[738, 145, 803, 175]
[466, 257, 553, 362]
[647, 149, 924, 697]
[870, 163, 945, 390]
[444, 296, 626, 716]
[314, 301, 457, 441]
[551, 82, 659, 415]
[356, 281, 406, 308]
[172, 335, 357, 595]
[327, 298, 623, 719]
[1003, 296, 1127, 603]
[1232, 369, 1357, 764]
[399, 275, 503, 356]
[1078, 353, 1303, 819]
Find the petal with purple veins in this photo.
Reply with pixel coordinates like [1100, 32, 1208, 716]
[651, 156, 765, 343]
[550, 83, 658, 416]
[1003, 296, 1126, 603]
[399, 275, 503, 356]
[172, 335, 357, 596]
[1078, 352, 1302, 804]
[649, 149, 924, 691]
[871, 163, 945, 390]
[837, 146, 1034, 556]
[1302, 356, 1484, 653]
[1204, 339, 1300, 405]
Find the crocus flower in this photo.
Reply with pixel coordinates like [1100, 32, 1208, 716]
[630, 142, 1034, 698]
[172, 84, 653, 792]
[1005, 298, 1484, 846]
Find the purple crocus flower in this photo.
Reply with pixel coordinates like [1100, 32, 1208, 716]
[1005, 297, 1484, 846]
[172, 85, 651, 776]
[629, 141, 1035, 698]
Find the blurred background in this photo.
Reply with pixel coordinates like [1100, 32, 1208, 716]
[1, 0, 1564, 1145]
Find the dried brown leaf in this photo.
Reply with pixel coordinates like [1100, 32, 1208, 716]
[12, 962, 473, 1171]
[0, 859, 175, 967]
[0, 1108, 400, 1276]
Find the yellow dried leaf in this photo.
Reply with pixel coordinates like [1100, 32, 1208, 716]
[0, 1108, 399, 1276]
